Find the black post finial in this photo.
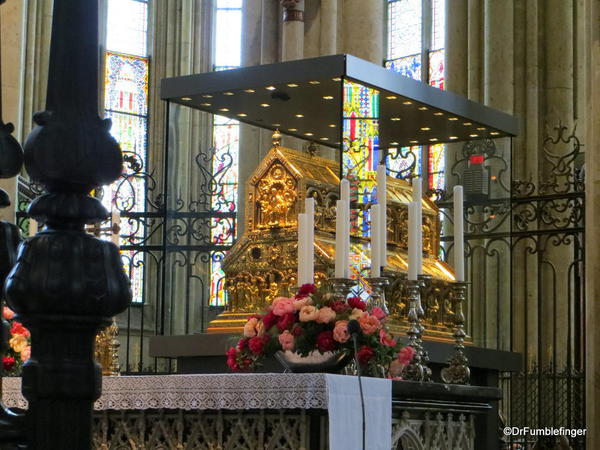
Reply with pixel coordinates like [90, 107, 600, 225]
[5, 0, 132, 448]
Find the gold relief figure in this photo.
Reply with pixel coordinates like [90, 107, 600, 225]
[245, 275, 259, 310]
[265, 281, 279, 305]
[256, 163, 297, 229]
[423, 219, 433, 255]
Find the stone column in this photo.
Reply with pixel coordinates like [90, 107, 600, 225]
[0, 0, 26, 223]
[238, 0, 266, 237]
[445, 0, 468, 96]
[281, 0, 304, 61]
[304, 0, 320, 58]
[479, 0, 514, 351]
[467, 0, 482, 102]
[585, 4, 600, 448]
[539, 0, 575, 370]
[342, 0, 384, 64]
[320, 0, 338, 56]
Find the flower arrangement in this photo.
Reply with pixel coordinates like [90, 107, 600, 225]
[226, 283, 415, 377]
[2, 306, 31, 376]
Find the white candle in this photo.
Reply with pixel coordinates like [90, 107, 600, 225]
[370, 204, 380, 277]
[408, 202, 418, 280]
[111, 210, 121, 247]
[28, 218, 38, 237]
[305, 198, 315, 284]
[335, 200, 345, 278]
[412, 177, 423, 274]
[340, 179, 351, 278]
[377, 164, 387, 269]
[298, 213, 307, 286]
[453, 185, 465, 282]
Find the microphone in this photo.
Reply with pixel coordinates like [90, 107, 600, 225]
[347, 319, 365, 450]
[347, 319, 361, 337]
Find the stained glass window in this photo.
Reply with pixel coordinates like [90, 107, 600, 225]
[210, 0, 242, 306]
[386, 0, 446, 192]
[342, 80, 380, 238]
[104, 1, 149, 304]
[106, 0, 148, 57]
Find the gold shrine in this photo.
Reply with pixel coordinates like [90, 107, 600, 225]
[207, 140, 459, 341]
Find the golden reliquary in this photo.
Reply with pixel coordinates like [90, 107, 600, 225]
[208, 139, 462, 341]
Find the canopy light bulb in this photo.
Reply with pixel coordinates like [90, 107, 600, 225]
[181, 97, 192, 101]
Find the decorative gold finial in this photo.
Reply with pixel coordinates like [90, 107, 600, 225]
[272, 129, 282, 147]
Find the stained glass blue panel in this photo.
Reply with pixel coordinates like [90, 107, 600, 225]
[105, 52, 149, 115]
[385, 54, 422, 81]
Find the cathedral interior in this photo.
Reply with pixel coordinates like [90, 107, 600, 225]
[1, 0, 600, 448]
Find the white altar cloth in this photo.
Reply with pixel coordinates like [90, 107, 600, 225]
[2, 373, 392, 449]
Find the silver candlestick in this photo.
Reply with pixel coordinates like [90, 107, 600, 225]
[328, 277, 356, 301]
[417, 274, 432, 382]
[365, 276, 389, 314]
[403, 279, 428, 382]
[441, 281, 470, 384]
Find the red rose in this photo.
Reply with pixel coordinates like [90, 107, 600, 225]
[248, 335, 270, 355]
[331, 300, 350, 313]
[297, 284, 316, 297]
[262, 312, 278, 330]
[348, 297, 366, 311]
[237, 338, 249, 351]
[226, 347, 237, 358]
[316, 330, 337, 352]
[277, 312, 296, 331]
[291, 325, 304, 337]
[2, 356, 15, 372]
[357, 345, 374, 366]
[10, 322, 30, 338]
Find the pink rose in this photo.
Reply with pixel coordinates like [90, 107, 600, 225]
[278, 330, 295, 351]
[371, 307, 387, 320]
[20, 346, 31, 362]
[379, 329, 397, 347]
[272, 297, 295, 316]
[332, 320, 350, 343]
[349, 308, 365, 321]
[316, 306, 336, 324]
[358, 313, 380, 334]
[299, 305, 319, 322]
[293, 296, 313, 310]
[398, 346, 416, 366]
[2, 307, 14, 320]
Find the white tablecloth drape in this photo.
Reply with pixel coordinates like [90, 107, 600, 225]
[326, 374, 392, 450]
[3, 373, 392, 449]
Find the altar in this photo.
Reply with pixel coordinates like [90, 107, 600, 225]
[3, 374, 503, 449]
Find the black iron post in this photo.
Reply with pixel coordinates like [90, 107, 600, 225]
[4, 0, 132, 448]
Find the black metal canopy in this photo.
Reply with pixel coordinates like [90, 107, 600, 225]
[161, 54, 518, 149]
